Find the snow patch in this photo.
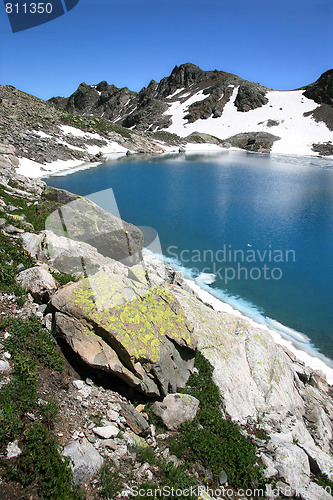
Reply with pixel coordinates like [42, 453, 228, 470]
[162, 89, 332, 157]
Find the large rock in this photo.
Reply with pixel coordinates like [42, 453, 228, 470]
[51, 270, 196, 397]
[270, 439, 310, 492]
[44, 191, 143, 266]
[152, 393, 199, 430]
[21, 230, 128, 276]
[15, 264, 58, 303]
[62, 439, 103, 484]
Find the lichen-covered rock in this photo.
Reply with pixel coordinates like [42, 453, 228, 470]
[15, 264, 58, 303]
[152, 393, 199, 430]
[51, 271, 196, 397]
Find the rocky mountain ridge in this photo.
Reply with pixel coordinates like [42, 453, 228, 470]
[49, 64, 333, 156]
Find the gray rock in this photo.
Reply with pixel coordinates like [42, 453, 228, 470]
[93, 425, 119, 439]
[62, 439, 103, 484]
[15, 264, 58, 303]
[152, 393, 199, 430]
[300, 482, 333, 500]
[272, 440, 310, 491]
[6, 441, 21, 459]
[218, 470, 228, 485]
[21, 230, 128, 277]
[0, 359, 11, 373]
[45, 194, 143, 266]
[120, 402, 150, 436]
[4, 224, 24, 234]
[300, 443, 333, 479]
[106, 409, 119, 422]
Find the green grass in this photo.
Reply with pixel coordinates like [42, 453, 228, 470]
[135, 446, 198, 500]
[99, 460, 123, 499]
[0, 316, 82, 499]
[51, 270, 80, 286]
[3, 315, 62, 371]
[0, 183, 51, 232]
[151, 131, 182, 145]
[167, 351, 264, 489]
[4, 423, 84, 500]
[0, 231, 34, 305]
[314, 473, 333, 491]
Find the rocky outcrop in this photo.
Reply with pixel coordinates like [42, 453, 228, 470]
[50, 81, 137, 122]
[21, 187, 144, 268]
[303, 69, 333, 106]
[234, 82, 269, 112]
[221, 131, 280, 153]
[51, 270, 197, 397]
[50, 63, 272, 133]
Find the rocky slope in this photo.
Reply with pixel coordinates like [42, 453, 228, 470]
[0, 85, 168, 178]
[0, 151, 332, 499]
[50, 63, 333, 156]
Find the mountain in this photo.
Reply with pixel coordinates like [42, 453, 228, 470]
[49, 63, 333, 156]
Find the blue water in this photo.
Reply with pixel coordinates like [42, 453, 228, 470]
[44, 151, 333, 363]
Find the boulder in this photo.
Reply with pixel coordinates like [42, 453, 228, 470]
[152, 393, 199, 430]
[44, 192, 143, 266]
[51, 271, 196, 398]
[62, 439, 103, 484]
[21, 230, 127, 276]
[300, 444, 333, 479]
[15, 264, 58, 303]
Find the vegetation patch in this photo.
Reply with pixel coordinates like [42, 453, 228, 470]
[135, 446, 198, 500]
[0, 316, 82, 499]
[0, 231, 33, 305]
[167, 351, 264, 489]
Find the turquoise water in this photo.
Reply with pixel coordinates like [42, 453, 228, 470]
[44, 151, 333, 363]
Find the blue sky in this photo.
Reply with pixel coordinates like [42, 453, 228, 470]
[0, 0, 332, 100]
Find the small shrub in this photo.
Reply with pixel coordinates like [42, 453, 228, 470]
[0, 230, 33, 303]
[39, 399, 60, 430]
[5, 423, 85, 499]
[314, 473, 333, 491]
[3, 315, 63, 372]
[99, 459, 123, 498]
[51, 270, 79, 286]
[0, 354, 38, 441]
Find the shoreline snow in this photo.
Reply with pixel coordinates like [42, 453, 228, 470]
[143, 250, 333, 386]
[183, 277, 333, 385]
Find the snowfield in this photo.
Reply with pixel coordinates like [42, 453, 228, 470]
[162, 88, 332, 156]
